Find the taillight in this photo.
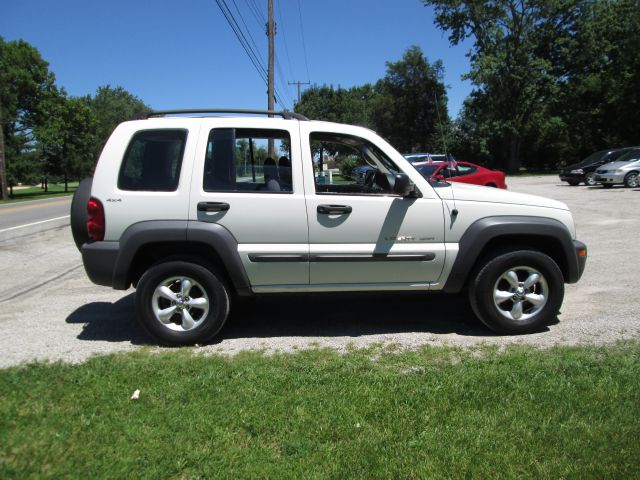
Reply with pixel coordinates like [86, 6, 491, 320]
[86, 198, 105, 241]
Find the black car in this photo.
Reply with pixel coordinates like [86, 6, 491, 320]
[559, 148, 636, 186]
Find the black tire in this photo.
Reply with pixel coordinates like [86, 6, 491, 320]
[468, 250, 564, 334]
[135, 261, 230, 345]
[584, 172, 597, 186]
[567, 181, 580, 186]
[624, 172, 639, 188]
[70, 177, 93, 250]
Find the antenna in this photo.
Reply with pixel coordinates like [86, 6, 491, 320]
[433, 92, 458, 217]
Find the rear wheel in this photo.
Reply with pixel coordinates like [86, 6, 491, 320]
[624, 172, 639, 188]
[136, 261, 230, 345]
[469, 250, 564, 334]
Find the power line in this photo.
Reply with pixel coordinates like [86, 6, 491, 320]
[214, 0, 288, 109]
[244, 0, 264, 26]
[230, 0, 266, 68]
[276, 0, 295, 83]
[296, 0, 311, 81]
[288, 80, 310, 103]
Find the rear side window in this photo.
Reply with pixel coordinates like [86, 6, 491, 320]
[203, 128, 293, 193]
[457, 164, 477, 175]
[118, 129, 187, 191]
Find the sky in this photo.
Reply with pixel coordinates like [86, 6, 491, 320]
[2, 0, 474, 118]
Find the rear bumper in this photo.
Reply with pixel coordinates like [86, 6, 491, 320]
[81, 241, 122, 288]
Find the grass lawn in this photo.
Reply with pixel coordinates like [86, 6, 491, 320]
[0, 183, 78, 204]
[1, 343, 638, 478]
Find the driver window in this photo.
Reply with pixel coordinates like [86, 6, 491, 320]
[309, 132, 401, 195]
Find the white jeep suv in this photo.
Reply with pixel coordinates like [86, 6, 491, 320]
[71, 109, 587, 345]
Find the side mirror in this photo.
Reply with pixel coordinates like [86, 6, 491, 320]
[393, 173, 418, 197]
[434, 174, 446, 182]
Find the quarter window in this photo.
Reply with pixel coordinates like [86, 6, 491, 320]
[118, 129, 187, 191]
[203, 128, 292, 193]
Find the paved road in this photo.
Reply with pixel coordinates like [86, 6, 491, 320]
[0, 196, 72, 238]
[0, 177, 638, 367]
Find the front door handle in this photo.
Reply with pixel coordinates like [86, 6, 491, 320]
[197, 202, 230, 212]
[317, 204, 352, 215]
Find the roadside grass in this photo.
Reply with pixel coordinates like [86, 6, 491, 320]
[1, 343, 638, 478]
[0, 183, 78, 204]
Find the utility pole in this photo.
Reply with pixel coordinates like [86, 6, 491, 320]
[288, 80, 311, 104]
[267, 0, 275, 158]
[267, 0, 275, 114]
[0, 98, 8, 201]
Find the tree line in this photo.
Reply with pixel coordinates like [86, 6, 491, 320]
[0, 37, 149, 200]
[296, 0, 639, 173]
[2, 0, 638, 199]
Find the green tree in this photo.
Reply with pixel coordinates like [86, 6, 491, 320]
[372, 46, 449, 153]
[0, 36, 57, 198]
[556, 0, 640, 161]
[296, 47, 448, 154]
[423, 0, 581, 172]
[295, 84, 375, 127]
[35, 92, 98, 191]
[85, 85, 151, 157]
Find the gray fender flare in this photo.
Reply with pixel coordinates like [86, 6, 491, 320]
[111, 220, 251, 294]
[443, 216, 580, 293]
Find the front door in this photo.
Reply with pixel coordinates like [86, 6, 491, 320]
[299, 124, 446, 290]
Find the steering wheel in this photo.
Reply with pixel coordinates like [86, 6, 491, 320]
[363, 168, 378, 189]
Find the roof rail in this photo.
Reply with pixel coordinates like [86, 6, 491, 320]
[144, 109, 309, 121]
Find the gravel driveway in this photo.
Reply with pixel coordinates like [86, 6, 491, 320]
[1, 176, 638, 367]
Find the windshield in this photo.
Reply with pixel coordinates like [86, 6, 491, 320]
[415, 164, 440, 178]
[405, 154, 446, 164]
[613, 148, 640, 163]
[576, 150, 607, 166]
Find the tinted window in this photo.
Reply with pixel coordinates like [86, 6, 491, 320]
[203, 128, 292, 193]
[118, 130, 187, 191]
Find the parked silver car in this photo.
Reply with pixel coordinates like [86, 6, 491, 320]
[595, 148, 640, 188]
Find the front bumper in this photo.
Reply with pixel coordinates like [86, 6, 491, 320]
[559, 172, 585, 183]
[595, 172, 624, 185]
[572, 240, 588, 283]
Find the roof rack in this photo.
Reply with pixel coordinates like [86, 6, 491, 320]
[144, 109, 309, 121]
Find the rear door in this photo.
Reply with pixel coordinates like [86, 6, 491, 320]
[189, 118, 309, 289]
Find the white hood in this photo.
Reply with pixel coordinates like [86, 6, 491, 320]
[435, 182, 569, 211]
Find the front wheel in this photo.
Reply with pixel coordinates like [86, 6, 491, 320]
[624, 172, 639, 188]
[468, 251, 564, 334]
[136, 261, 230, 345]
[585, 172, 597, 186]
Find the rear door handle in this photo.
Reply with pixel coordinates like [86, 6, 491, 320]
[197, 201, 230, 212]
[317, 204, 352, 214]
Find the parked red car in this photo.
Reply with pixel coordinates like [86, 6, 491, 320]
[405, 155, 507, 189]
